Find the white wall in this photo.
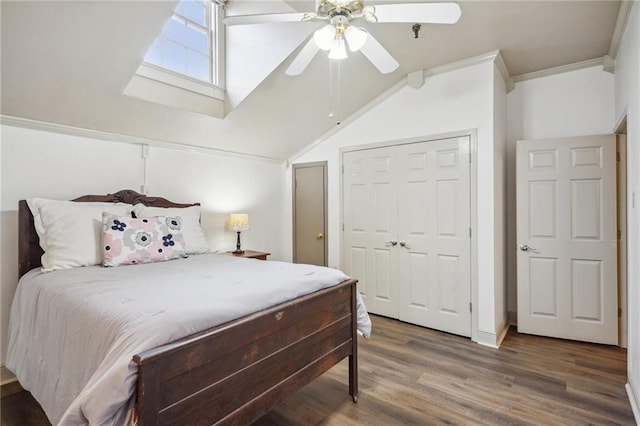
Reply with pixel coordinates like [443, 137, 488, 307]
[493, 67, 508, 334]
[0, 123, 287, 365]
[144, 147, 285, 256]
[225, 0, 314, 110]
[505, 65, 616, 319]
[288, 59, 508, 344]
[614, 2, 640, 421]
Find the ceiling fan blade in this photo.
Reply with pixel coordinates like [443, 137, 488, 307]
[224, 12, 310, 26]
[359, 33, 399, 74]
[371, 3, 461, 24]
[285, 38, 320, 76]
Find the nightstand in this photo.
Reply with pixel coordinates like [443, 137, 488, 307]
[227, 250, 270, 260]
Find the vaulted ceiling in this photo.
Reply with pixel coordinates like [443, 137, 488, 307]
[0, 1, 623, 161]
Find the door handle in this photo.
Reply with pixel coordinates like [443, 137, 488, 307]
[316, 233, 324, 240]
[399, 241, 411, 249]
[519, 243, 536, 252]
[385, 240, 398, 247]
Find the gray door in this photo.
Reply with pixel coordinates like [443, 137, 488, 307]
[293, 162, 327, 266]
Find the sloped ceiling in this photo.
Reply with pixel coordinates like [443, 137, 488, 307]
[0, 1, 622, 161]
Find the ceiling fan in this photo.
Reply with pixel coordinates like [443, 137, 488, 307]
[224, 0, 462, 76]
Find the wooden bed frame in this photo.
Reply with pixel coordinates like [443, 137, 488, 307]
[18, 189, 359, 425]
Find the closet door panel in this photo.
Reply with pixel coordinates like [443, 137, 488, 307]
[343, 147, 399, 318]
[406, 251, 430, 309]
[398, 137, 471, 337]
[436, 253, 461, 314]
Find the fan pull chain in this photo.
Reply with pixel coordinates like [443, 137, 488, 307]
[328, 59, 341, 124]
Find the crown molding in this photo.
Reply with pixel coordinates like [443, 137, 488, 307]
[407, 70, 425, 90]
[493, 50, 514, 92]
[609, 1, 634, 59]
[287, 76, 409, 165]
[425, 49, 514, 92]
[422, 50, 505, 80]
[511, 57, 605, 84]
[0, 115, 283, 165]
[603, 55, 616, 74]
[288, 50, 509, 164]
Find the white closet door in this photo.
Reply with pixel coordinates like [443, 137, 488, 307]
[343, 146, 399, 318]
[397, 137, 471, 337]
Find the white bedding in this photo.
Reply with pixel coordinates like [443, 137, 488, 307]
[7, 254, 371, 425]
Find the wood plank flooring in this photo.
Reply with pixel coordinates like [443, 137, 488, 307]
[1, 315, 635, 425]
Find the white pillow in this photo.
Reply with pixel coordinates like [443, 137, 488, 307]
[27, 198, 133, 272]
[132, 204, 210, 255]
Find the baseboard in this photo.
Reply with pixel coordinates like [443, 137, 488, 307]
[495, 321, 509, 347]
[476, 320, 509, 349]
[477, 331, 499, 348]
[1, 365, 16, 386]
[627, 380, 640, 424]
[1, 380, 23, 398]
[0, 365, 22, 398]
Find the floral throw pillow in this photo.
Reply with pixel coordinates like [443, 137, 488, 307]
[102, 213, 187, 267]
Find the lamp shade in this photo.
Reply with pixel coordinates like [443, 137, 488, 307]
[328, 38, 347, 60]
[228, 214, 249, 232]
[313, 24, 335, 51]
[344, 26, 367, 52]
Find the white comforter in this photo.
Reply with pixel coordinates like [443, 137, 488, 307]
[7, 254, 371, 425]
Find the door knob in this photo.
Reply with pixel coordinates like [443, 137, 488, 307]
[519, 244, 536, 252]
[399, 241, 411, 249]
[385, 240, 398, 247]
[316, 233, 324, 240]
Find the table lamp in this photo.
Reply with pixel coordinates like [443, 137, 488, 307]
[228, 214, 249, 254]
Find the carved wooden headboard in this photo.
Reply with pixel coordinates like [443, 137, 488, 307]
[18, 189, 199, 277]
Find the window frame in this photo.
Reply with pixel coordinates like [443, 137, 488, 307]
[140, 0, 225, 99]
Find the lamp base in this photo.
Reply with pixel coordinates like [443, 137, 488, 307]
[233, 231, 244, 255]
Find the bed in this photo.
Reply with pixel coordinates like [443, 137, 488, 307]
[10, 189, 366, 425]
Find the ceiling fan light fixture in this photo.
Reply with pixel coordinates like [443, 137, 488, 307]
[344, 25, 367, 51]
[314, 24, 335, 51]
[228, 1, 463, 76]
[328, 37, 348, 59]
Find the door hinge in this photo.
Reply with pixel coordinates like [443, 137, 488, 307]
[469, 302, 472, 313]
[618, 307, 623, 317]
[469, 227, 472, 238]
[469, 153, 472, 163]
[618, 229, 622, 239]
[342, 223, 344, 231]
[342, 165, 345, 174]
[617, 152, 621, 162]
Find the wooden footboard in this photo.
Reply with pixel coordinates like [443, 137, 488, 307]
[133, 278, 359, 425]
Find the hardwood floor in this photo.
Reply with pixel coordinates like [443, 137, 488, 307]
[2, 315, 635, 425]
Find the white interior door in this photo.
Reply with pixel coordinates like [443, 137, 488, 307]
[343, 146, 399, 318]
[516, 135, 617, 344]
[397, 138, 471, 337]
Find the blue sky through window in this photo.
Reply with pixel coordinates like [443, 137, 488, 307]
[144, 0, 214, 83]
